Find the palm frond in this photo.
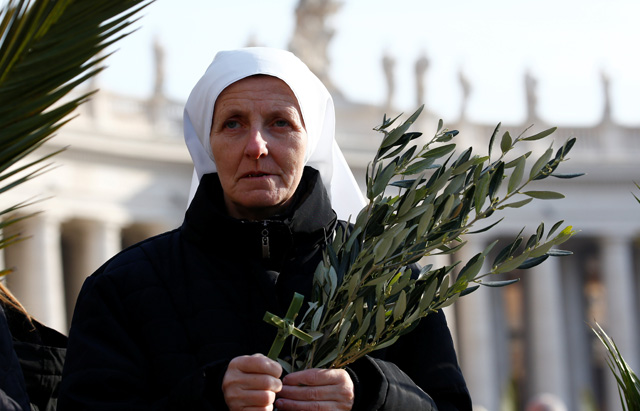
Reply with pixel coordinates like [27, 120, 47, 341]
[0, 0, 154, 248]
[592, 323, 640, 410]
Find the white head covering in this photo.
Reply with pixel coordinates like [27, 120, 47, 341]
[184, 47, 365, 220]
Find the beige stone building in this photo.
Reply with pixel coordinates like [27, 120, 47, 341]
[3, 2, 640, 411]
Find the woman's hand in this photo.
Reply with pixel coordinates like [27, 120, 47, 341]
[222, 354, 283, 411]
[276, 368, 354, 411]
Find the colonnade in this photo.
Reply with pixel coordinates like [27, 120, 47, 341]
[4, 214, 165, 331]
[452, 235, 639, 411]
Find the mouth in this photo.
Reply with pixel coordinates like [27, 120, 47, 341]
[242, 172, 271, 178]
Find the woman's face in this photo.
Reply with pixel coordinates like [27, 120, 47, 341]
[210, 75, 307, 220]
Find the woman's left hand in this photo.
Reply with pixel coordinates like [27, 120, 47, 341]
[275, 368, 354, 411]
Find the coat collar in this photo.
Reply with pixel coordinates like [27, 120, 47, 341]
[182, 167, 337, 266]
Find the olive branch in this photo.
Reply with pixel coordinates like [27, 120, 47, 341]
[267, 105, 580, 372]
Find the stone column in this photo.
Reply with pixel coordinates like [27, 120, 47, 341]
[600, 235, 638, 411]
[561, 252, 592, 411]
[63, 219, 122, 321]
[525, 254, 570, 407]
[4, 215, 67, 332]
[456, 239, 502, 411]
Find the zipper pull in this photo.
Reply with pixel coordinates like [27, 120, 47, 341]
[261, 222, 270, 259]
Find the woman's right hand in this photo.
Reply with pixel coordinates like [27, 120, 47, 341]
[222, 354, 283, 411]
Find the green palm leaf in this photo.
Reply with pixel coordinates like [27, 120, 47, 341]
[0, 0, 153, 257]
[592, 323, 640, 410]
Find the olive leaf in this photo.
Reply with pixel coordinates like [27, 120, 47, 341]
[267, 107, 579, 371]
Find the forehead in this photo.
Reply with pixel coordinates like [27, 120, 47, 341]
[213, 75, 301, 116]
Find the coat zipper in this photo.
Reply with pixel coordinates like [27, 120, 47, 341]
[261, 221, 270, 259]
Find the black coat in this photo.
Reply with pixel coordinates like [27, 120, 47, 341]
[60, 168, 471, 410]
[0, 304, 66, 411]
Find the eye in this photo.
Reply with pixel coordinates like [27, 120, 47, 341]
[273, 119, 290, 128]
[224, 120, 240, 129]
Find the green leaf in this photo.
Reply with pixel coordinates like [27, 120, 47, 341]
[338, 320, 352, 346]
[458, 253, 485, 282]
[278, 359, 292, 374]
[393, 291, 407, 322]
[398, 189, 416, 216]
[505, 151, 531, 168]
[417, 203, 434, 237]
[507, 157, 525, 193]
[345, 227, 363, 252]
[419, 280, 438, 311]
[494, 253, 530, 274]
[522, 190, 565, 200]
[373, 234, 394, 263]
[488, 162, 505, 201]
[547, 220, 564, 239]
[438, 292, 461, 308]
[518, 255, 549, 269]
[375, 306, 386, 338]
[315, 347, 340, 368]
[429, 167, 453, 194]
[374, 335, 400, 351]
[529, 148, 553, 179]
[380, 106, 424, 149]
[371, 159, 398, 197]
[328, 266, 338, 298]
[403, 158, 438, 176]
[474, 173, 490, 212]
[452, 147, 472, 169]
[467, 217, 504, 234]
[481, 279, 520, 287]
[438, 273, 451, 300]
[529, 242, 555, 258]
[547, 249, 573, 256]
[397, 201, 430, 224]
[443, 173, 466, 197]
[522, 127, 557, 141]
[310, 305, 324, 331]
[497, 198, 533, 209]
[390, 177, 425, 189]
[421, 144, 456, 160]
[500, 131, 512, 154]
[354, 311, 372, 341]
[379, 132, 421, 159]
[439, 195, 455, 221]
[488, 123, 501, 159]
[460, 285, 480, 297]
[551, 173, 585, 179]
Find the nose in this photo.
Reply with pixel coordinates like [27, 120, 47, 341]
[244, 127, 268, 159]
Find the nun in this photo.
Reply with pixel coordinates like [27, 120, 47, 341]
[60, 47, 471, 411]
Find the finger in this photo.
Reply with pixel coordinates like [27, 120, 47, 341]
[283, 368, 349, 387]
[225, 372, 283, 392]
[225, 388, 277, 409]
[279, 382, 353, 402]
[275, 397, 352, 411]
[230, 354, 283, 378]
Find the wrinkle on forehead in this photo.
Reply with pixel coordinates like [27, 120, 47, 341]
[211, 75, 306, 134]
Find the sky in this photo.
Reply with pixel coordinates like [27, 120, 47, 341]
[99, 0, 640, 127]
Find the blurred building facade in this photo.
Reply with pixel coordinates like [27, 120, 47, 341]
[2, 2, 640, 410]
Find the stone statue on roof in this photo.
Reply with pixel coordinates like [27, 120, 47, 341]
[289, 0, 342, 95]
[382, 52, 396, 110]
[458, 69, 471, 122]
[415, 52, 430, 107]
[525, 70, 538, 121]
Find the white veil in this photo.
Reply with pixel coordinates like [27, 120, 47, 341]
[183, 47, 365, 220]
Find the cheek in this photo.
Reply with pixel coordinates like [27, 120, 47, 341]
[286, 141, 307, 179]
